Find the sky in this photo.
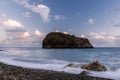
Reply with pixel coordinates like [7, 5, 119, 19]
[0, 0, 120, 47]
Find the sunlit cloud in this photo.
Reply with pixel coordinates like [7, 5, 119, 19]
[35, 30, 42, 36]
[89, 32, 117, 47]
[0, 19, 23, 28]
[22, 32, 31, 38]
[63, 31, 69, 34]
[107, 36, 116, 42]
[34, 4, 50, 22]
[80, 34, 85, 38]
[90, 32, 105, 40]
[1, 28, 46, 46]
[90, 32, 116, 42]
[94, 35, 104, 40]
[13, 0, 50, 22]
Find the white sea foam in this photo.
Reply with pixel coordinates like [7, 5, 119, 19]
[0, 58, 83, 74]
[91, 69, 120, 80]
[1, 47, 120, 80]
[1, 57, 120, 80]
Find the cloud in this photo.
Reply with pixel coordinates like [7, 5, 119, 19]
[90, 32, 115, 41]
[1, 29, 46, 47]
[55, 29, 59, 32]
[113, 23, 120, 27]
[90, 32, 104, 40]
[89, 32, 117, 47]
[113, 8, 120, 12]
[109, 8, 120, 13]
[23, 12, 31, 17]
[0, 13, 6, 17]
[35, 30, 42, 36]
[35, 30, 46, 38]
[32, 4, 50, 22]
[22, 32, 31, 38]
[88, 18, 95, 24]
[6, 28, 26, 32]
[80, 34, 85, 38]
[63, 31, 69, 34]
[0, 27, 6, 42]
[13, 0, 50, 22]
[54, 15, 65, 20]
[0, 19, 23, 28]
[100, 32, 106, 35]
[107, 36, 116, 42]
[93, 34, 104, 40]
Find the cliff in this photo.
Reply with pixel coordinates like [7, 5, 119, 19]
[42, 32, 93, 48]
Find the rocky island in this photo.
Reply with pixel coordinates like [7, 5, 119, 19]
[43, 32, 93, 48]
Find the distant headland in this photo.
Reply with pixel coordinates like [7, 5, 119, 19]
[42, 32, 93, 48]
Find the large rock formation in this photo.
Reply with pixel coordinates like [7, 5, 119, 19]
[42, 32, 93, 48]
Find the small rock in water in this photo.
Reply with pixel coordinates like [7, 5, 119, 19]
[64, 63, 82, 68]
[81, 61, 107, 71]
[64, 63, 74, 68]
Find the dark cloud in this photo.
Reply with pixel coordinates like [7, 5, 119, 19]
[6, 28, 26, 32]
[113, 23, 120, 27]
[112, 8, 120, 12]
[107, 8, 120, 14]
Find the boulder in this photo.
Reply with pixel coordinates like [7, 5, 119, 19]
[42, 32, 93, 48]
[81, 61, 107, 71]
[64, 61, 107, 72]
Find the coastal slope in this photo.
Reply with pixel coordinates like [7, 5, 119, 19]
[43, 32, 93, 48]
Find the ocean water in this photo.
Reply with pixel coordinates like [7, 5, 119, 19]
[0, 47, 120, 80]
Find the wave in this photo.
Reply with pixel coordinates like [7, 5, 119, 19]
[0, 57, 84, 74]
[91, 69, 120, 80]
[0, 57, 120, 80]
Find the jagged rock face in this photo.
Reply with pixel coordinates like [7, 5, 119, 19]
[81, 61, 107, 71]
[42, 32, 93, 48]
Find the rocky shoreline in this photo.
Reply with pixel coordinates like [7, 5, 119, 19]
[0, 62, 113, 80]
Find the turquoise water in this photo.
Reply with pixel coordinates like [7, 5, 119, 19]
[0, 47, 120, 79]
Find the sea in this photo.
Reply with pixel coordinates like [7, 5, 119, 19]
[0, 47, 120, 80]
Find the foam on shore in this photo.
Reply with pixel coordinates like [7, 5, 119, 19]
[0, 57, 120, 80]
